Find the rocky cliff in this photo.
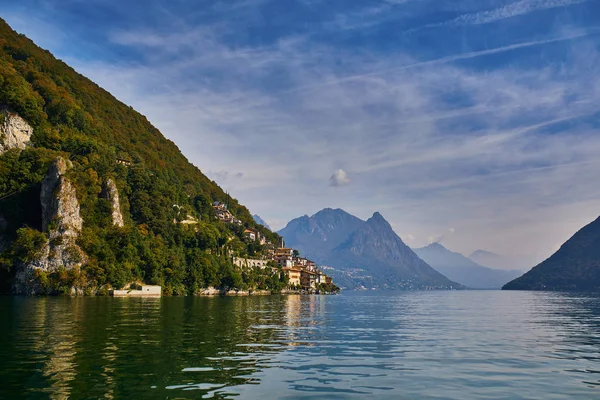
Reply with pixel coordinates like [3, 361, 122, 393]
[101, 179, 124, 227]
[0, 109, 32, 154]
[13, 157, 87, 295]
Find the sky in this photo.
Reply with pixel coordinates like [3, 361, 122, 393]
[2, 0, 600, 266]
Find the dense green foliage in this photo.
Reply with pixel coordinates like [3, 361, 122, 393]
[0, 19, 281, 294]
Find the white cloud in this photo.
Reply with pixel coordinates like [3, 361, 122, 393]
[329, 169, 351, 187]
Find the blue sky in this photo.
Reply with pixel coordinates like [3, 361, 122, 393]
[2, 0, 600, 266]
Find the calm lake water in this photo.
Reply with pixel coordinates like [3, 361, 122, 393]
[1, 291, 600, 399]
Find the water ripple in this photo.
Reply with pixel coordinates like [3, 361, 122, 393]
[1, 292, 600, 398]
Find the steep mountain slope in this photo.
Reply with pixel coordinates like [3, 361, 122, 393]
[414, 243, 522, 289]
[329, 213, 459, 289]
[280, 209, 460, 290]
[278, 208, 364, 262]
[503, 215, 600, 291]
[0, 18, 280, 294]
[252, 215, 271, 230]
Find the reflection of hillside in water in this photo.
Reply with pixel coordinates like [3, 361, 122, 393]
[1, 296, 311, 399]
[25, 298, 78, 400]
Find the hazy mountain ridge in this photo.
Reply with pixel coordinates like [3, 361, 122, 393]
[279, 209, 461, 290]
[469, 249, 539, 271]
[503, 215, 600, 291]
[414, 243, 523, 289]
[252, 214, 271, 230]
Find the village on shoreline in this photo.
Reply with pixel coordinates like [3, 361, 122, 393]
[111, 202, 338, 297]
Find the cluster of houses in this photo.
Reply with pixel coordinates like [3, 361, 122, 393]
[213, 202, 243, 225]
[233, 246, 334, 291]
[213, 201, 335, 291]
[274, 247, 333, 290]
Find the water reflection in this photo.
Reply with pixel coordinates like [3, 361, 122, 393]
[530, 293, 600, 387]
[1, 292, 600, 399]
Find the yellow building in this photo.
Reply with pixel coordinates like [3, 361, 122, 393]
[283, 266, 302, 287]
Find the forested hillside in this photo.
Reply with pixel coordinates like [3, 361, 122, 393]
[0, 18, 281, 295]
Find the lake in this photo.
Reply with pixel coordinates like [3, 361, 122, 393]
[1, 291, 599, 399]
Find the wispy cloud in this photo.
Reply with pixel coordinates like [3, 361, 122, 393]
[448, 0, 590, 26]
[281, 29, 600, 96]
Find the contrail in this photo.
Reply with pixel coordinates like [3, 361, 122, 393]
[281, 29, 600, 95]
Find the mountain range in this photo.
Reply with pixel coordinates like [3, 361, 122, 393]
[503, 215, 600, 291]
[279, 209, 461, 290]
[413, 243, 523, 289]
[469, 250, 537, 271]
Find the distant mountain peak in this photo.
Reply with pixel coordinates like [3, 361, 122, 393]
[313, 207, 352, 218]
[252, 214, 271, 230]
[425, 242, 446, 250]
[277, 207, 365, 263]
[366, 211, 391, 228]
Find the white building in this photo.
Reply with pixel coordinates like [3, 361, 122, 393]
[232, 257, 271, 270]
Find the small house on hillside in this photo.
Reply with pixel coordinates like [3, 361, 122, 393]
[244, 228, 257, 241]
[115, 158, 132, 166]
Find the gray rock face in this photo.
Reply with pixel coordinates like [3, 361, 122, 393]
[101, 179, 124, 227]
[13, 157, 87, 295]
[0, 109, 33, 154]
[41, 157, 73, 232]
